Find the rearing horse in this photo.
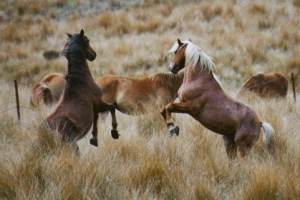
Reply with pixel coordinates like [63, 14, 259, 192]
[161, 39, 275, 158]
[46, 30, 118, 153]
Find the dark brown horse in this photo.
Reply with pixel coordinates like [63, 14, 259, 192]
[161, 39, 275, 158]
[239, 72, 288, 98]
[45, 30, 118, 153]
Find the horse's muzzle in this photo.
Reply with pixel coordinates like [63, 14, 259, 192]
[169, 65, 179, 74]
[87, 51, 97, 61]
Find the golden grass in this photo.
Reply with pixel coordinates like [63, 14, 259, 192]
[0, 0, 300, 199]
[0, 80, 299, 199]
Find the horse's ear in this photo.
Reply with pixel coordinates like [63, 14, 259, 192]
[67, 33, 72, 38]
[177, 38, 183, 46]
[80, 29, 84, 37]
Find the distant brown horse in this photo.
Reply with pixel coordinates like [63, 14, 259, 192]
[45, 30, 118, 153]
[239, 72, 288, 98]
[96, 72, 184, 114]
[161, 39, 275, 158]
[30, 73, 65, 107]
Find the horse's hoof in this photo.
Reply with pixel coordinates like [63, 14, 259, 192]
[111, 129, 120, 139]
[90, 138, 98, 147]
[169, 126, 179, 137]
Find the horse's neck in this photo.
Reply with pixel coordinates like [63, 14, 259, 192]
[63, 53, 96, 100]
[66, 53, 93, 85]
[183, 66, 223, 93]
[171, 72, 184, 92]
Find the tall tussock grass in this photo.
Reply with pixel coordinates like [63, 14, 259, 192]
[0, 94, 299, 199]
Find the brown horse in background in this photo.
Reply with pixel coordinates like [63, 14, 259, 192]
[161, 39, 275, 158]
[96, 72, 184, 114]
[30, 73, 65, 107]
[90, 72, 184, 141]
[239, 72, 288, 98]
[45, 30, 118, 153]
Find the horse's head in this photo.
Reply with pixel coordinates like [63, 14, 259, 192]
[62, 29, 96, 61]
[168, 39, 188, 74]
[168, 38, 215, 74]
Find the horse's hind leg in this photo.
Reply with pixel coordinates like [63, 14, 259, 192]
[90, 113, 99, 147]
[223, 135, 237, 159]
[235, 128, 259, 157]
[110, 108, 120, 139]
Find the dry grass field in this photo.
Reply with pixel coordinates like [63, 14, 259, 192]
[0, 0, 300, 199]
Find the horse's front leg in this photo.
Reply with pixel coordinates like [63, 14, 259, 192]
[110, 108, 120, 139]
[90, 112, 99, 147]
[161, 100, 191, 136]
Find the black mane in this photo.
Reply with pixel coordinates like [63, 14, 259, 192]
[63, 33, 93, 97]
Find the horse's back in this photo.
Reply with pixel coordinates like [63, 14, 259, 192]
[240, 72, 288, 98]
[96, 74, 157, 113]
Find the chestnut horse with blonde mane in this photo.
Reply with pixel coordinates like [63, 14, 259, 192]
[45, 30, 118, 153]
[162, 39, 275, 158]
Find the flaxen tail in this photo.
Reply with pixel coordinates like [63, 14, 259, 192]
[261, 121, 275, 152]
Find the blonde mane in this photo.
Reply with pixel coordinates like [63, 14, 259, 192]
[168, 40, 215, 72]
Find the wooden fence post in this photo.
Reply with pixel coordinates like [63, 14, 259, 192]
[291, 73, 296, 103]
[14, 80, 21, 122]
